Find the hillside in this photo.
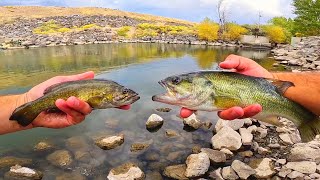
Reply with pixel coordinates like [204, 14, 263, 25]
[0, 6, 194, 25]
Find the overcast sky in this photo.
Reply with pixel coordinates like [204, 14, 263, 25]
[0, 0, 295, 24]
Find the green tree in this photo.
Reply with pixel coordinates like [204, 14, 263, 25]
[293, 0, 320, 36]
[268, 16, 294, 42]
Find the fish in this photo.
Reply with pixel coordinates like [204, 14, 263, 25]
[152, 70, 320, 142]
[10, 79, 140, 126]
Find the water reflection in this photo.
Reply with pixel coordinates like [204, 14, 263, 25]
[0, 43, 278, 90]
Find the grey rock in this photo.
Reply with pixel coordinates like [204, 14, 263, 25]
[183, 113, 202, 129]
[287, 171, 304, 179]
[107, 162, 145, 180]
[200, 148, 226, 163]
[279, 133, 294, 145]
[146, 114, 164, 129]
[4, 165, 43, 180]
[46, 150, 73, 167]
[239, 128, 253, 145]
[222, 166, 239, 180]
[95, 134, 124, 150]
[249, 158, 276, 179]
[211, 126, 242, 151]
[208, 168, 223, 180]
[231, 160, 256, 179]
[285, 161, 317, 174]
[163, 164, 188, 180]
[278, 167, 292, 178]
[288, 143, 320, 163]
[215, 118, 244, 132]
[185, 153, 210, 178]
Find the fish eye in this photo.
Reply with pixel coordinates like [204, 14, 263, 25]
[122, 88, 129, 94]
[171, 76, 181, 85]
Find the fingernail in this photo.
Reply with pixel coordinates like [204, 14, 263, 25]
[70, 96, 79, 107]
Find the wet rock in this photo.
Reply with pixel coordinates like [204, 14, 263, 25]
[95, 134, 124, 150]
[0, 156, 32, 168]
[287, 171, 304, 179]
[249, 158, 276, 179]
[215, 118, 244, 132]
[130, 142, 151, 152]
[65, 136, 88, 150]
[208, 168, 223, 180]
[146, 114, 164, 130]
[279, 133, 294, 145]
[107, 162, 145, 180]
[33, 141, 53, 152]
[163, 164, 188, 180]
[231, 160, 256, 179]
[4, 165, 43, 180]
[145, 152, 160, 161]
[74, 150, 91, 163]
[183, 113, 202, 129]
[145, 171, 163, 180]
[185, 152, 210, 178]
[239, 128, 253, 145]
[46, 150, 73, 167]
[200, 148, 226, 163]
[165, 129, 178, 137]
[222, 166, 239, 180]
[166, 151, 185, 162]
[155, 107, 171, 112]
[288, 143, 320, 163]
[56, 172, 87, 180]
[285, 161, 316, 174]
[211, 126, 242, 151]
[238, 151, 253, 157]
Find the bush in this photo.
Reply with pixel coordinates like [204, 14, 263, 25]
[33, 20, 60, 34]
[117, 26, 131, 37]
[197, 18, 219, 41]
[222, 23, 248, 41]
[263, 25, 287, 43]
[57, 27, 71, 33]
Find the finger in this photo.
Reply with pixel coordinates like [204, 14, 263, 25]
[242, 104, 262, 118]
[64, 71, 95, 81]
[218, 106, 244, 120]
[66, 96, 92, 115]
[180, 107, 196, 118]
[55, 99, 85, 124]
[219, 54, 247, 71]
[117, 105, 131, 110]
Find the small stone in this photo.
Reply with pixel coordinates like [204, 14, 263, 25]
[155, 107, 171, 112]
[287, 171, 304, 179]
[46, 150, 73, 167]
[279, 133, 294, 145]
[275, 159, 286, 166]
[247, 125, 257, 133]
[309, 173, 320, 179]
[244, 118, 252, 126]
[239, 128, 253, 145]
[203, 121, 213, 129]
[238, 151, 253, 157]
[163, 164, 188, 180]
[33, 141, 53, 151]
[211, 126, 242, 151]
[146, 114, 164, 129]
[257, 147, 270, 155]
[200, 148, 226, 163]
[288, 143, 320, 163]
[183, 113, 202, 129]
[285, 161, 317, 174]
[4, 165, 43, 180]
[107, 162, 145, 180]
[268, 143, 281, 149]
[215, 118, 244, 132]
[231, 160, 256, 179]
[278, 167, 292, 178]
[165, 129, 178, 137]
[167, 151, 184, 161]
[0, 157, 32, 168]
[220, 148, 233, 159]
[185, 153, 210, 178]
[222, 166, 239, 180]
[249, 158, 276, 179]
[208, 168, 223, 180]
[130, 143, 151, 152]
[192, 145, 202, 154]
[95, 134, 124, 150]
[256, 127, 268, 138]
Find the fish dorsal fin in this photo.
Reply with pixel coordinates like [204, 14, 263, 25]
[43, 82, 67, 94]
[266, 78, 295, 95]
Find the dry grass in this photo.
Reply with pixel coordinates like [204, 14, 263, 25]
[0, 6, 195, 25]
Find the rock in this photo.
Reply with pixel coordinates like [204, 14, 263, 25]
[239, 128, 253, 145]
[287, 171, 304, 179]
[209, 168, 223, 180]
[95, 134, 124, 150]
[279, 133, 294, 145]
[256, 127, 268, 138]
[130, 143, 151, 152]
[220, 148, 234, 159]
[203, 121, 213, 129]
[165, 129, 178, 137]
[0, 156, 32, 168]
[56, 172, 86, 180]
[211, 126, 242, 151]
[249, 158, 276, 179]
[222, 166, 239, 180]
[185, 153, 210, 178]
[65, 136, 88, 150]
[33, 141, 53, 151]
[146, 114, 164, 129]
[46, 150, 73, 167]
[183, 113, 202, 129]
[107, 162, 145, 180]
[275, 159, 286, 166]
[163, 164, 188, 180]
[238, 151, 253, 158]
[244, 118, 252, 126]
[285, 161, 316, 174]
[74, 150, 91, 163]
[200, 148, 226, 163]
[278, 167, 292, 178]
[257, 147, 270, 155]
[4, 165, 43, 180]
[268, 143, 281, 149]
[166, 151, 184, 162]
[247, 125, 257, 133]
[215, 118, 244, 132]
[288, 143, 320, 163]
[145, 171, 163, 180]
[145, 152, 160, 161]
[192, 145, 202, 154]
[155, 107, 172, 112]
[231, 160, 256, 179]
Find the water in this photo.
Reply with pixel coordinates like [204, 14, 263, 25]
[0, 43, 281, 178]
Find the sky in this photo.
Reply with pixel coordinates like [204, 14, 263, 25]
[0, 0, 295, 24]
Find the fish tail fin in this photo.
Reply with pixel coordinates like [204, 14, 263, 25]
[9, 103, 39, 127]
[298, 117, 320, 142]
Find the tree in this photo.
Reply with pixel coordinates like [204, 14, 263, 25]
[222, 23, 248, 41]
[217, 0, 229, 37]
[197, 18, 219, 41]
[268, 16, 294, 42]
[293, 0, 320, 36]
[263, 25, 287, 44]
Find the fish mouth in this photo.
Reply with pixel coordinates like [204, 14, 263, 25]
[152, 80, 178, 104]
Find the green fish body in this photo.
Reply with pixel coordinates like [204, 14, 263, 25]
[152, 71, 319, 142]
[10, 79, 140, 126]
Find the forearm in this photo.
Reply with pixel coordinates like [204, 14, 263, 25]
[272, 72, 320, 116]
[0, 93, 33, 134]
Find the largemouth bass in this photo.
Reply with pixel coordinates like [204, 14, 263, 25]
[10, 79, 140, 126]
[152, 71, 320, 142]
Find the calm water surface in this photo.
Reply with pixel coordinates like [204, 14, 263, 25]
[0, 43, 281, 178]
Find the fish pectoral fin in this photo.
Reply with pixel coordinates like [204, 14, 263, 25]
[213, 95, 242, 109]
[254, 115, 281, 126]
[87, 96, 104, 107]
[266, 79, 295, 95]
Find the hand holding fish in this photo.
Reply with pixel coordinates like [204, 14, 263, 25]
[180, 54, 271, 120]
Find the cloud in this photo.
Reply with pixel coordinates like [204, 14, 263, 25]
[0, 0, 294, 24]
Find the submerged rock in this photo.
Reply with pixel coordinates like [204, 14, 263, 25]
[155, 107, 172, 112]
[130, 141, 151, 152]
[146, 114, 164, 130]
[185, 152, 210, 178]
[107, 162, 145, 180]
[183, 113, 202, 129]
[211, 126, 242, 151]
[4, 165, 43, 180]
[95, 134, 124, 150]
[163, 164, 188, 180]
[200, 148, 226, 163]
[0, 156, 32, 168]
[46, 150, 73, 167]
[56, 172, 86, 180]
[33, 141, 53, 152]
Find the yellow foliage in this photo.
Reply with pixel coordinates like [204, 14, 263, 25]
[134, 28, 158, 38]
[33, 20, 60, 34]
[222, 24, 248, 41]
[197, 19, 219, 41]
[57, 27, 71, 33]
[135, 23, 195, 37]
[117, 26, 131, 37]
[263, 25, 286, 43]
[80, 24, 100, 30]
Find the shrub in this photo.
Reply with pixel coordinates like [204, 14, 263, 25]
[57, 27, 71, 33]
[263, 25, 287, 43]
[197, 18, 219, 41]
[117, 26, 131, 37]
[222, 23, 248, 41]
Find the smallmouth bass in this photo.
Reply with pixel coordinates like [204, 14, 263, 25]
[152, 71, 320, 142]
[10, 79, 140, 126]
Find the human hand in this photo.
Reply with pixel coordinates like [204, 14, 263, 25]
[180, 54, 270, 119]
[21, 71, 129, 129]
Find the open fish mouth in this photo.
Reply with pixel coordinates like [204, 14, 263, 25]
[152, 80, 179, 104]
[158, 80, 177, 97]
